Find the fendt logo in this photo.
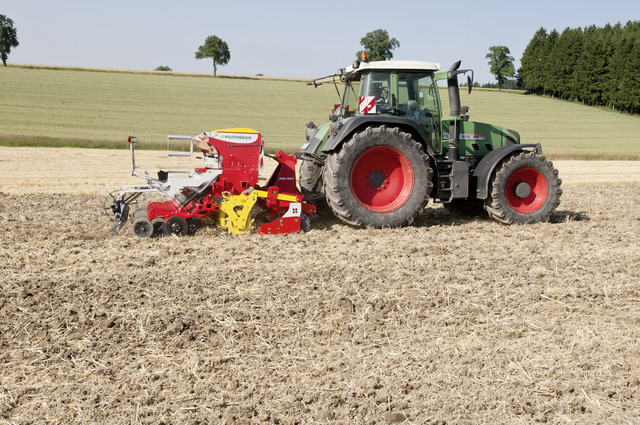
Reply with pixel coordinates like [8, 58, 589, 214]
[442, 133, 488, 141]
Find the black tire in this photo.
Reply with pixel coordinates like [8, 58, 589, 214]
[299, 157, 325, 205]
[132, 218, 153, 238]
[164, 216, 189, 236]
[186, 217, 204, 235]
[485, 151, 562, 224]
[151, 217, 166, 236]
[300, 214, 311, 232]
[323, 126, 433, 228]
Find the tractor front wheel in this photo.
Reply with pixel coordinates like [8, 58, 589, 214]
[485, 151, 562, 224]
[323, 126, 432, 228]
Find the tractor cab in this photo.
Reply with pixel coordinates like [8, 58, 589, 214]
[302, 59, 524, 163]
[305, 59, 478, 157]
[333, 61, 442, 147]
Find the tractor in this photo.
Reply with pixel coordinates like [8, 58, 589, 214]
[299, 57, 562, 227]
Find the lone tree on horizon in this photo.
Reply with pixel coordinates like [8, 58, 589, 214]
[486, 45, 515, 91]
[0, 14, 19, 67]
[195, 35, 230, 77]
[356, 29, 399, 61]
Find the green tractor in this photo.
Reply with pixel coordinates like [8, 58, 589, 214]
[299, 58, 562, 227]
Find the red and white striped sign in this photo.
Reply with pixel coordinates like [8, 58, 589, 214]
[359, 96, 376, 114]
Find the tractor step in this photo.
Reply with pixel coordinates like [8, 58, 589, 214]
[435, 159, 469, 203]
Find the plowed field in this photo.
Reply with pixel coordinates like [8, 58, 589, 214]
[1, 148, 639, 424]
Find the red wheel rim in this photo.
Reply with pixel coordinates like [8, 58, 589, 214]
[506, 168, 548, 213]
[350, 146, 414, 213]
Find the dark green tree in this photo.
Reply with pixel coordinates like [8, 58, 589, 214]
[604, 23, 624, 110]
[0, 14, 19, 67]
[551, 27, 583, 100]
[356, 29, 399, 61]
[485, 45, 515, 91]
[519, 27, 549, 94]
[575, 25, 608, 105]
[519, 21, 640, 113]
[609, 21, 640, 113]
[540, 30, 559, 96]
[195, 35, 230, 77]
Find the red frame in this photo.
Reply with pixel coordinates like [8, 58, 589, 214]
[144, 130, 315, 234]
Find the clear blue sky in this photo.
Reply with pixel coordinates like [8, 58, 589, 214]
[3, 0, 640, 83]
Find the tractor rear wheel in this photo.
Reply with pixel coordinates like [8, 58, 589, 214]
[323, 126, 432, 228]
[485, 151, 562, 224]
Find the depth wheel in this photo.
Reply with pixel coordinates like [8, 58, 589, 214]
[186, 217, 204, 235]
[323, 126, 432, 227]
[151, 217, 166, 236]
[485, 151, 562, 224]
[165, 216, 188, 236]
[132, 218, 153, 238]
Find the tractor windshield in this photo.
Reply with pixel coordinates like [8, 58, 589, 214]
[340, 79, 360, 119]
[358, 72, 392, 113]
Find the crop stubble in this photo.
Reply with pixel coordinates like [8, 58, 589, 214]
[1, 148, 639, 424]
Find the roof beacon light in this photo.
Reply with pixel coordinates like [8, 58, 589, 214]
[361, 51, 369, 62]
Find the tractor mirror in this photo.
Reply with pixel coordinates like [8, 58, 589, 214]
[467, 75, 473, 94]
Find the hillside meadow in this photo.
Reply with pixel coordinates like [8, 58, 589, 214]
[2, 65, 640, 158]
[0, 66, 337, 152]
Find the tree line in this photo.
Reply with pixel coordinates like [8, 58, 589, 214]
[518, 21, 640, 114]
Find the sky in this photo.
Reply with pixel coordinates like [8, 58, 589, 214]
[3, 0, 640, 83]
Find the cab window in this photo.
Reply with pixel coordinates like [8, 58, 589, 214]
[358, 72, 392, 113]
[397, 72, 439, 140]
[341, 80, 360, 118]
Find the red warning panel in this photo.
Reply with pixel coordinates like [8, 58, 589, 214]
[359, 96, 376, 114]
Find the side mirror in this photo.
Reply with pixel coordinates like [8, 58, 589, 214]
[467, 75, 473, 94]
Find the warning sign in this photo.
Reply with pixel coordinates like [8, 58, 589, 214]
[359, 96, 376, 114]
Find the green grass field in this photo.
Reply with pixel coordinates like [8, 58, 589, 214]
[2, 66, 640, 158]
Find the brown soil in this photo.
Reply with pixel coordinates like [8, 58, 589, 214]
[2, 180, 639, 424]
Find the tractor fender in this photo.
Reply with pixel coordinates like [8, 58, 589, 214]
[473, 144, 540, 199]
[321, 116, 436, 156]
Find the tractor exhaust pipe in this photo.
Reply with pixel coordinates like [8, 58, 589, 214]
[448, 61, 461, 161]
[448, 61, 462, 117]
